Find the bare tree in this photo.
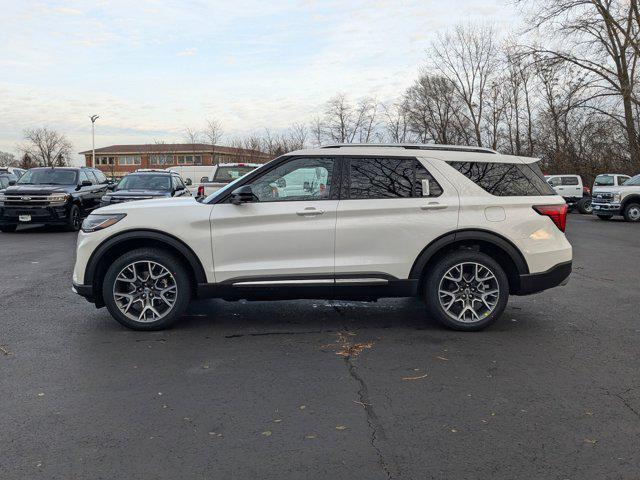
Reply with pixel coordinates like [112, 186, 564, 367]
[382, 101, 411, 143]
[431, 23, 500, 147]
[0, 151, 17, 167]
[183, 127, 203, 165]
[521, 0, 640, 166]
[204, 118, 224, 165]
[18, 128, 72, 167]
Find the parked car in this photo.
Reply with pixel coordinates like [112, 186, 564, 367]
[0, 167, 110, 232]
[545, 174, 592, 214]
[0, 173, 17, 191]
[170, 163, 260, 197]
[0, 166, 26, 179]
[591, 173, 640, 222]
[73, 144, 572, 332]
[592, 173, 631, 192]
[100, 169, 191, 207]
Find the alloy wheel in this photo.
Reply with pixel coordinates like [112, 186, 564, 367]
[113, 261, 178, 322]
[438, 262, 500, 323]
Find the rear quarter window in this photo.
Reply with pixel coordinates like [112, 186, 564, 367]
[448, 161, 555, 196]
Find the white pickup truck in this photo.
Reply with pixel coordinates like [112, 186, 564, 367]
[168, 163, 261, 197]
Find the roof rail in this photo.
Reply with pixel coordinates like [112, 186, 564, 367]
[320, 143, 498, 154]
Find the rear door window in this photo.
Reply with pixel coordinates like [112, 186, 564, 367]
[347, 158, 442, 199]
[448, 161, 555, 196]
[561, 176, 579, 186]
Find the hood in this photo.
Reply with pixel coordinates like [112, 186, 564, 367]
[108, 189, 170, 198]
[4, 184, 73, 195]
[96, 196, 197, 213]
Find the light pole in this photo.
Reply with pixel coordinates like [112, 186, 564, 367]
[90, 115, 99, 167]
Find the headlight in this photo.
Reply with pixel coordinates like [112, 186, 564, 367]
[613, 193, 621, 202]
[81, 213, 126, 233]
[48, 193, 70, 204]
[0, 192, 5, 205]
[101, 195, 111, 202]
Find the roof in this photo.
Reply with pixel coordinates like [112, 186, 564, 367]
[321, 143, 498, 154]
[287, 145, 539, 164]
[79, 143, 268, 156]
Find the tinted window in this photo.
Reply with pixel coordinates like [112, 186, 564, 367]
[0, 177, 9, 189]
[79, 171, 91, 184]
[117, 174, 171, 191]
[348, 158, 442, 199]
[594, 175, 614, 186]
[18, 169, 78, 185]
[624, 174, 640, 186]
[213, 166, 256, 182]
[618, 176, 631, 185]
[561, 176, 579, 186]
[250, 157, 334, 202]
[85, 171, 98, 184]
[449, 161, 555, 196]
[94, 170, 107, 183]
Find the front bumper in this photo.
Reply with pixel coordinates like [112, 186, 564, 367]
[591, 202, 620, 215]
[0, 204, 70, 225]
[516, 261, 572, 295]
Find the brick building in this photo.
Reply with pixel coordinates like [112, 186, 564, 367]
[79, 143, 271, 178]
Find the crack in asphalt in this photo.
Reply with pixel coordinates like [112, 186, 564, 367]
[225, 330, 335, 339]
[602, 387, 640, 420]
[343, 354, 395, 479]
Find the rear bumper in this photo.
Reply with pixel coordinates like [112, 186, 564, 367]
[515, 261, 572, 295]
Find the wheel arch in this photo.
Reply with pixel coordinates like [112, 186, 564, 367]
[621, 194, 640, 210]
[409, 229, 529, 295]
[85, 229, 207, 306]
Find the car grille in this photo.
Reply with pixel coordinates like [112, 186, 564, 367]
[2, 194, 52, 207]
[593, 193, 614, 203]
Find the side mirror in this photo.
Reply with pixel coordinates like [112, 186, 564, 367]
[276, 178, 286, 188]
[185, 178, 193, 186]
[107, 183, 116, 191]
[81, 180, 93, 187]
[8, 180, 16, 186]
[230, 185, 255, 205]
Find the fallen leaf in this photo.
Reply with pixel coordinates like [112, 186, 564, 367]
[299, 405, 306, 410]
[584, 438, 597, 445]
[335, 425, 347, 430]
[37, 393, 44, 397]
[402, 373, 428, 381]
[0, 345, 11, 356]
[436, 356, 449, 361]
[262, 431, 272, 437]
[202, 364, 210, 369]
[273, 419, 282, 423]
[305, 435, 316, 439]
[450, 429, 457, 433]
[585, 411, 594, 416]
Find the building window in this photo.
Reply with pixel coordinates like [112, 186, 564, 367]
[96, 156, 115, 165]
[118, 155, 141, 166]
[150, 154, 172, 166]
[175, 155, 201, 165]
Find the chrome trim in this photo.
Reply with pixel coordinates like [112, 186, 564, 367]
[233, 279, 334, 286]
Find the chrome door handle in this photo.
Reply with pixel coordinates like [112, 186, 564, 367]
[296, 208, 325, 216]
[421, 202, 447, 210]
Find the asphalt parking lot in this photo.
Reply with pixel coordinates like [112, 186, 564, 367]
[1, 214, 639, 480]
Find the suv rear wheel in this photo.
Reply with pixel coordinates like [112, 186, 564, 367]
[623, 202, 640, 222]
[424, 250, 509, 331]
[102, 248, 192, 330]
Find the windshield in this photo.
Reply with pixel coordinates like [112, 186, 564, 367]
[213, 166, 257, 182]
[17, 169, 77, 185]
[594, 175, 614, 186]
[623, 174, 640, 186]
[116, 174, 171, 191]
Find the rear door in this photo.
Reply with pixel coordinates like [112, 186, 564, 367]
[334, 156, 459, 280]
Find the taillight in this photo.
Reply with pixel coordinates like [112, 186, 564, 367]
[197, 185, 205, 197]
[533, 204, 568, 232]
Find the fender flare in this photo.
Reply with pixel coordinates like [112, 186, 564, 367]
[84, 229, 207, 286]
[621, 194, 640, 210]
[408, 229, 530, 280]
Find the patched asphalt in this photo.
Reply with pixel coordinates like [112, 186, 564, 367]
[1, 214, 639, 479]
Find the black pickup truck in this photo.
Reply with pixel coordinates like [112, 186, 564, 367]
[0, 167, 111, 232]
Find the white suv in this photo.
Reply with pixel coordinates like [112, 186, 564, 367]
[72, 145, 572, 331]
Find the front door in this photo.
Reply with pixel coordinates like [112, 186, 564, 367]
[210, 156, 338, 284]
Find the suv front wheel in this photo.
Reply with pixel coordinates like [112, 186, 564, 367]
[424, 250, 509, 331]
[102, 248, 192, 330]
[623, 202, 640, 222]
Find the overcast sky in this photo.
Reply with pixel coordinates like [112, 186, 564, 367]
[0, 0, 521, 163]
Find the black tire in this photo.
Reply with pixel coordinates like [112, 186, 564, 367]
[65, 204, 81, 232]
[622, 202, 640, 222]
[102, 248, 192, 330]
[0, 224, 17, 233]
[577, 197, 592, 214]
[424, 250, 509, 331]
[597, 214, 613, 220]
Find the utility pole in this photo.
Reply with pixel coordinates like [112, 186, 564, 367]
[90, 115, 99, 167]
